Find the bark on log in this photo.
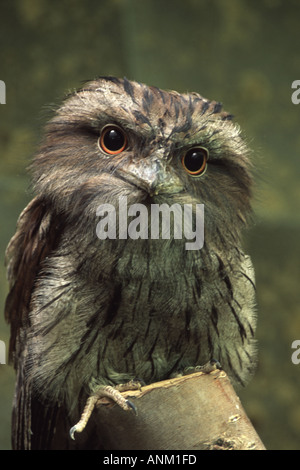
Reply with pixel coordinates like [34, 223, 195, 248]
[93, 369, 265, 450]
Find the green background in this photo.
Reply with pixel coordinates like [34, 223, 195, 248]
[0, 0, 300, 450]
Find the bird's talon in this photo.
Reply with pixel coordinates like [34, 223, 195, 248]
[69, 384, 138, 440]
[126, 399, 138, 416]
[135, 377, 146, 387]
[69, 425, 77, 441]
[182, 358, 222, 376]
[211, 358, 222, 370]
[116, 379, 143, 392]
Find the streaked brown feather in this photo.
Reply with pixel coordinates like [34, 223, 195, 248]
[5, 197, 62, 363]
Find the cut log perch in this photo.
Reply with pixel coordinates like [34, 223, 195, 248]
[92, 369, 265, 450]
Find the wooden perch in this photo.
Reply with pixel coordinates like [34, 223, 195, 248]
[93, 369, 265, 450]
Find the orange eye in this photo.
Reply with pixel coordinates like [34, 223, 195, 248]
[98, 125, 128, 155]
[182, 147, 208, 176]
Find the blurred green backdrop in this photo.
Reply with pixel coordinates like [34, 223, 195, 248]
[0, 0, 300, 450]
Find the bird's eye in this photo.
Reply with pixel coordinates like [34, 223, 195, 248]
[98, 125, 128, 155]
[182, 147, 208, 176]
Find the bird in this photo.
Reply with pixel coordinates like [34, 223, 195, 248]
[5, 76, 257, 449]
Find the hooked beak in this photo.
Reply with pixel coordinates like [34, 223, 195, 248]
[118, 157, 183, 196]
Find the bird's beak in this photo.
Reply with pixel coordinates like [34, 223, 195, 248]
[119, 157, 183, 196]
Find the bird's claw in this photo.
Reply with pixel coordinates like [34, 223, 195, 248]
[126, 399, 138, 416]
[69, 425, 78, 441]
[69, 382, 140, 440]
[183, 358, 222, 375]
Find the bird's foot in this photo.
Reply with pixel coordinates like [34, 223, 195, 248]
[182, 358, 222, 375]
[115, 379, 143, 393]
[70, 381, 141, 440]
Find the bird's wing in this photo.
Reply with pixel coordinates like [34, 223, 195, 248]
[5, 196, 62, 363]
[4, 196, 66, 449]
